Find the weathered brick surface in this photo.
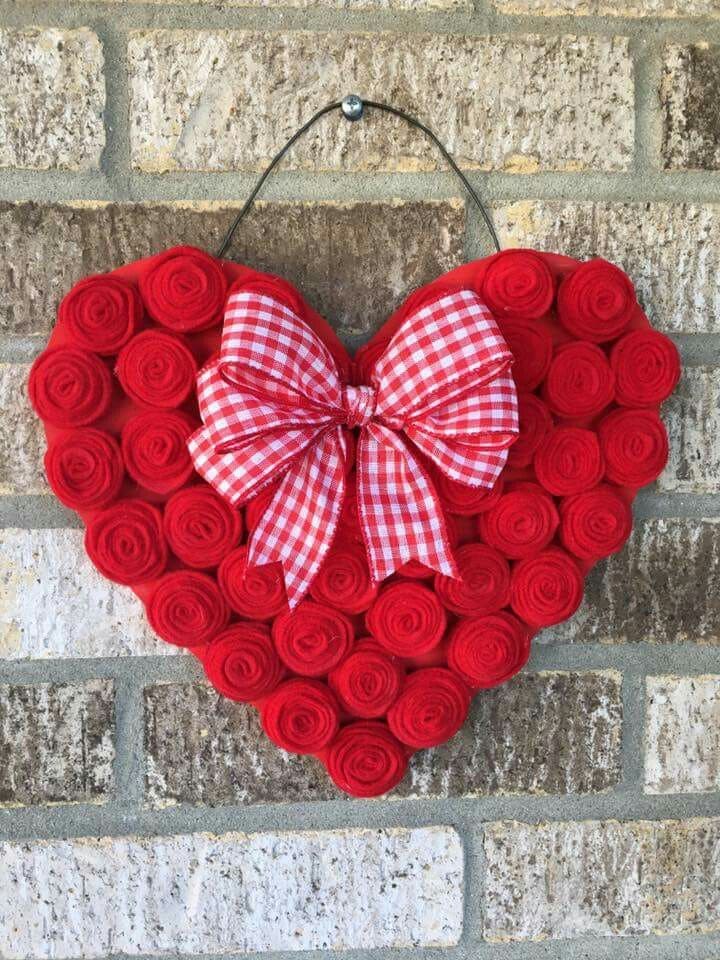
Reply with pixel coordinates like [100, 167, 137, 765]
[0, 680, 114, 806]
[549, 519, 720, 644]
[0, 365, 46, 495]
[496, 201, 720, 333]
[91, 0, 470, 5]
[660, 366, 720, 493]
[645, 675, 720, 793]
[128, 32, 634, 173]
[495, 0, 720, 14]
[0, 200, 464, 342]
[0, 29, 104, 171]
[663, 44, 720, 170]
[483, 818, 720, 940]
[0, 529, 169, 660]
[145, 672, 621, 806]
[0, 827, 463, 956]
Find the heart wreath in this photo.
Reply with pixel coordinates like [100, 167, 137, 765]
[28, 99, 680, 798]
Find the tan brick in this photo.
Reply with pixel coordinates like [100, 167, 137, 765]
[645, 675, 720, 793]
[0, 200, 464, 341]
[495, 0, 720, 14]
[496, 200, 720, 333]
[145, 672, 621, 805]
[549, 519, 720, 644]
[660, 366, 720, 493]
[0, 529, 169, 660]
[129, 32, 634, 173]
[663, 44, 720, 170]
[484, 818, 720, 940]
[0, 365, 46, 495]
[0, 680, 114, 806]
[0, 828, 463, 956]
[82, 0, 470, 5]
[0, 29, 104, 170]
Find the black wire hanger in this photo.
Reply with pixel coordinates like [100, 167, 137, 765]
[216, 94, 501, 260]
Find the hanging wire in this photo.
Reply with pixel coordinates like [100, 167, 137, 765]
[216, 96, 501, 259]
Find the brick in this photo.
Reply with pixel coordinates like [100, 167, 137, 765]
[549, 519, 720, 644]
[0, 29, 104, 171]
[128, 32, 634, 173]
[663, 44, 720, 170]
[0, 365, 46, 495]
[0, 680, 114, 806]
[0, 200, 464, 342]
[0, 827, 463, 956]
[645, 675, 720, 793]
[483, 817, 720, 940]
[0, 529, 169, 660]
[87, 0, 470, 5]
[660, 366, 720, 493]
[496, 200, 720, 333]
[495, 0, 720, 14]
[145, 671, 620, 805]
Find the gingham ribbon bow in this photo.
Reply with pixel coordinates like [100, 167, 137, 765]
[188, 288, 519, 607]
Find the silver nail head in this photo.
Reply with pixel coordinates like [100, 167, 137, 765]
[341, 95, 364, 121]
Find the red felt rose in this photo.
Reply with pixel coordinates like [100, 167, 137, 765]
[139, 246, 228, 332]
[478, 483, 559, 559]
[245, 481, 280, 534]
[387, 667, 470, 748]
[116, 330, 197, 409]
[481, 249, 555, 320]
[510, 547, 584, 627]
[434, 472, 504, 516]
[598, 408, 669, 487]
[329, 639, 403, 718]
[447, 612, 530, 689]
[435, 543, 511, 616]
[146, 570, 229, 648]
[557, 258, 636, 342]
[534, 426, 605, 496]
[28, 347, 112, 428]
[203, 622, 284, 702]
[395, 559, 434, 579]
[121, 410, 196, 494]
[543, 341, 616, 420]
[44, 428, 124, 511]
[58, 274, 142, 355]
[325, 721, 408, 797]
[497, 317, 553, 391]
[366, 582, 446, 657]
[261, 678, 340, 754]
[610, 329, 681, 407]
[218, 546, 287, 620]
[506, 394, 553, 469]
[163, 485, 242, 568]
[309, 541, 377, 614]
[335, 481, 363, 544]
[85, 498, 167, 585]
[559, 484, 633, 560]
[354, 337, 390, 385]
[272, 601, 354, 676]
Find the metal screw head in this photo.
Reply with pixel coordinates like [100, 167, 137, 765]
[341, 95, 364, 121]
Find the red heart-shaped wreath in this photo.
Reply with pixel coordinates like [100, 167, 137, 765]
[28, 245, 679, 797]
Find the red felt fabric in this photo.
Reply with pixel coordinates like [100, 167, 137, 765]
[30, 243, 675, 799]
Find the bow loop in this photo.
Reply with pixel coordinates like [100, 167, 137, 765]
[188, 285, 519, 606]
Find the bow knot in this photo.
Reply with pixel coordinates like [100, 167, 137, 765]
[343, 384, 376, 429]
[188, 287, 519, 607]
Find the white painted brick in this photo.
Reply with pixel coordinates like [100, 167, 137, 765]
[128, 31, 634, 173]
[484, 818, 720, 940]
[645, 675, 720, 793]
[0, 529, 170, 660]
[496, 201, 720, 333]
[0, 29, 104, 171]
[660, 366, 720, 493]
[494, 0, 720, 14]
[0, 364, 46, 495]
[0, 827, 463, 958]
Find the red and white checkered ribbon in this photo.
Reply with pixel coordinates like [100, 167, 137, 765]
[188, 288, 519, 606]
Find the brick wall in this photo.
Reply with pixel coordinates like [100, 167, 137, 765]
[0, 1, 719, 958]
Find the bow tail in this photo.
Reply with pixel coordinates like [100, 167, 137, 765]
[357, 423, 458, 583]
[247, 427, 347, 608]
